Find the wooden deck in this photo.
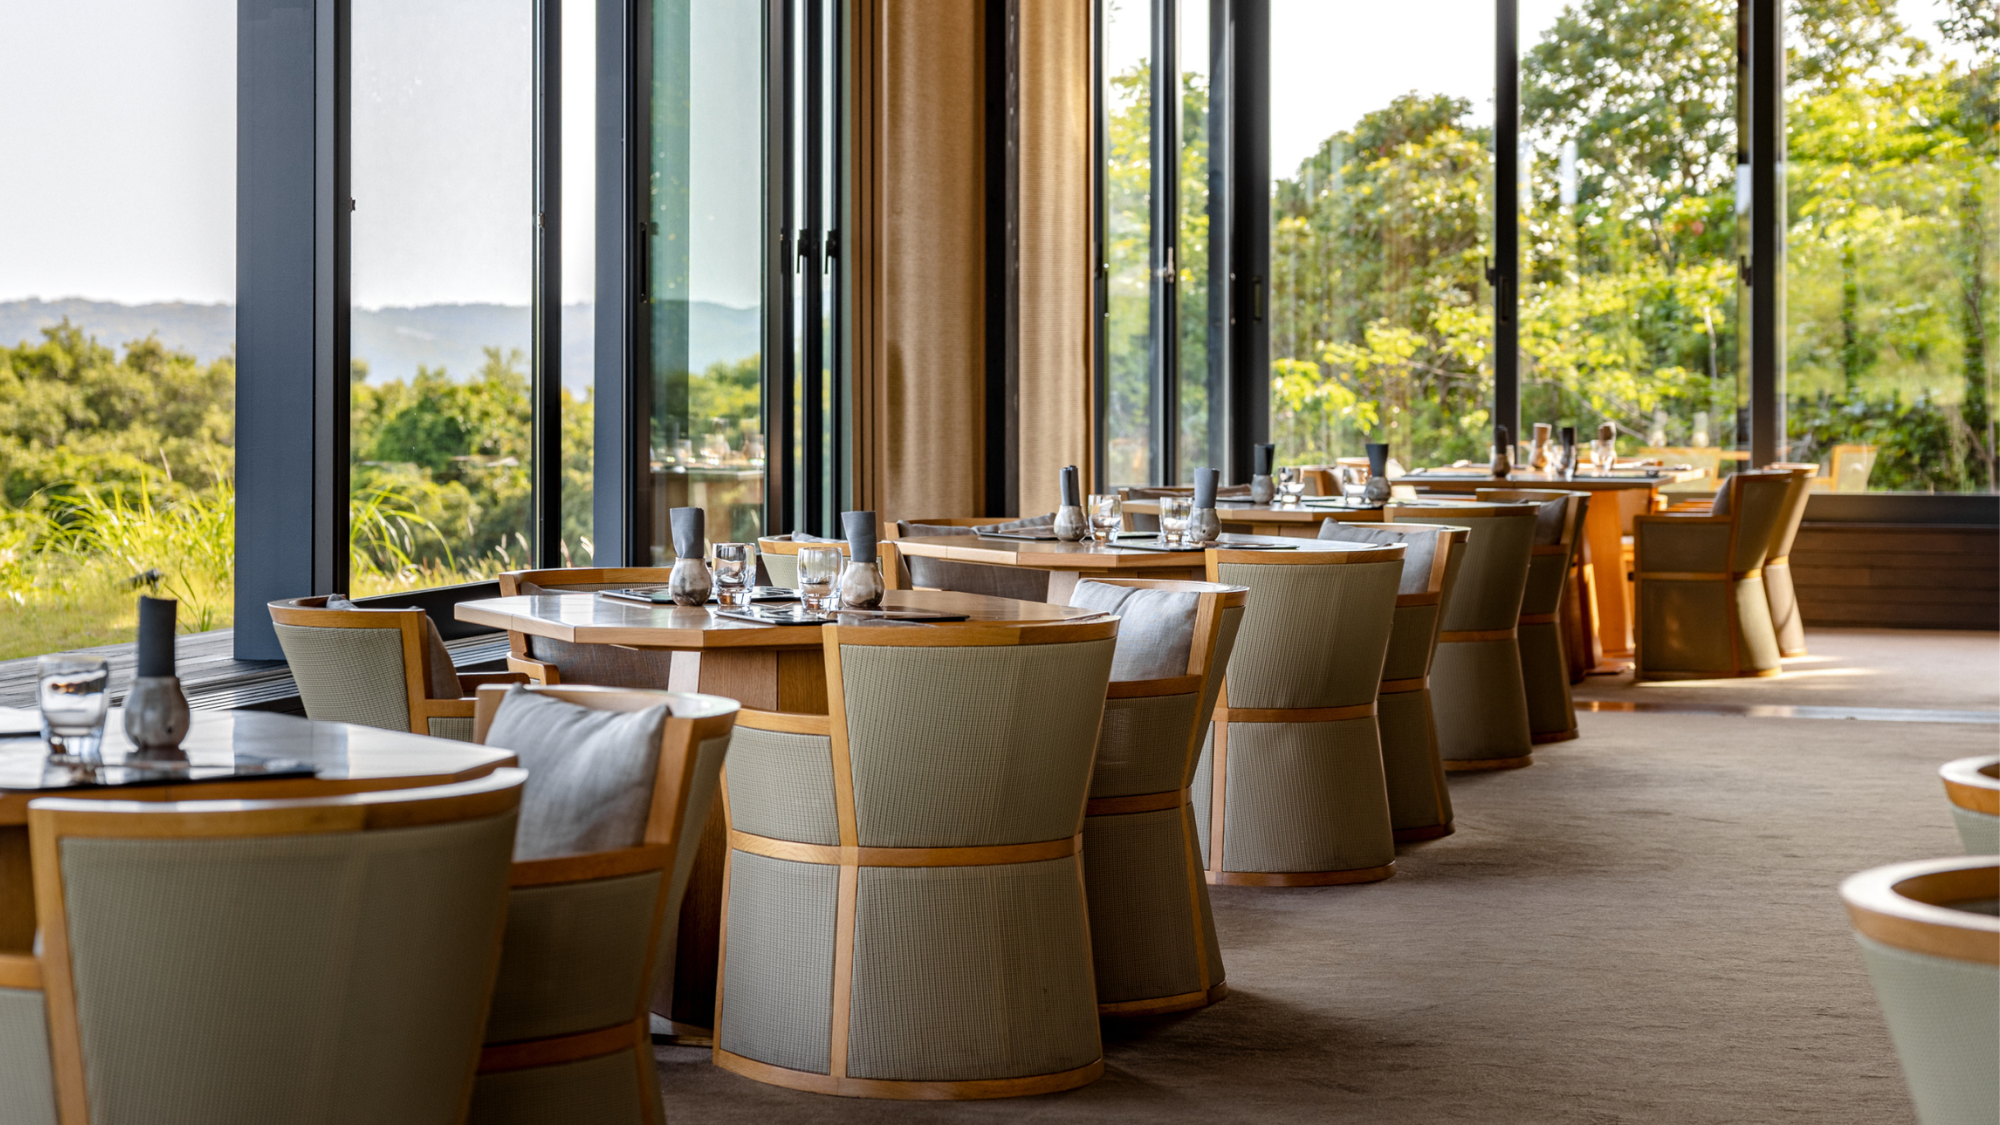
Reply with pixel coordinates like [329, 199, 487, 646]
[0, 627, 512, 712]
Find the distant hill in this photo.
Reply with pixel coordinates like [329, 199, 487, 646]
[0, 298, 762, 392]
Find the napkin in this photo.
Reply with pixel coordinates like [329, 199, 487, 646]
[1253, 443, 1274, 476]
[137, 595, 176, 677]
[1193, 467, 1219, 508]
[1597, 422, 1616, 443]
[1365, 443, 1389, 478]
[1495, 425, 1513, 452]
[1060, 465, 1081, 507]
[669, 507, 705, 560]
[1561, 425, 1577, 449]
[842, 510, 879, 564]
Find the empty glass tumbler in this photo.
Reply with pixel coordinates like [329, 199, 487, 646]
[1278, 466, 1307, 503]
[1088, 494, 1122, 542]
[797, 546, 844, 614]
[713, 543, 753, 607]
[1159, 496, 1192, 545]
[39, 655, 110, 763]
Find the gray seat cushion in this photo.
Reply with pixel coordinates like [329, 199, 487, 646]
[1317, 522, 1440, 596]
[975, 513, 1056, 535]
[896, 521, 978, 538]
[1068, 581, 1199, 681]
[325, 594, 463, 698]
[483, 687, 672, 860]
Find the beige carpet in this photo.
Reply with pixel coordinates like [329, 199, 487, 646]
[656, 629, 1998, 1122]
[1575, 628, 2000, 713]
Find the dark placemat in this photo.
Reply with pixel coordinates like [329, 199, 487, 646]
[0, 739, 319, 792]
[599, 586, 798, 606]
[715, 606, 972, 626]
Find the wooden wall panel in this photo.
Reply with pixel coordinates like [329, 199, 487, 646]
[1016, 0, 1093, 514]
[1791, 522, 1999, 630]
[852, 0, 987, 523]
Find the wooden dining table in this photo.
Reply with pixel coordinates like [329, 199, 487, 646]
[0, 706, 516, 956]
[1392, 468, 1703, 667]
[454, 586, 1105, 1041]
[889, 532, 1390, 603]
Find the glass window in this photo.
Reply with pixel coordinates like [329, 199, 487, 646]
[1266, 0, 1495, 471]
[1176, 0, 1219, 482]
[563, 0, 598, 562]
[350, 0, 535, 591]
[1783, 1, 1995, 492]
[1102, 0, 1154, 487]
[651, 0, 766, 557]
[0, 0, 236, 657]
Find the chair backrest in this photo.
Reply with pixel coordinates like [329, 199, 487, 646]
[1831, 444, 1877, 492]
[1758, 465, 1815, 558]
[1476, 489, 1589, 617]
[1066, 579, 1249, 799]
[471, 685, 738, 1048]
[1204, 545, 1406, 710]
[1714, 471, 1797, 575]
[1315, 522, 1469, 682]
[28, 770, 526, 1125]
[885, 521, 1052, 601]
[755, 535, 901, 590]
[497, 567, 675, 596]
[1387, 502, 1538, 634]
[268, 595, 460, 735]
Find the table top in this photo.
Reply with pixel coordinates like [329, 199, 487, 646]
[891, 533, 1396, 569]
[1393, 468, 1703, 489]
[0, 707, 516, 824]
[1120, 496, 1509, 523]
[456, 587, 1104, 649]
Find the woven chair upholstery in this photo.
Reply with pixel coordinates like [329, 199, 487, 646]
[1067, 580, 1246, 1015]
[715, 619, 1117, 1098]
[1633, 471, 1794, 680]
[1840, 858, 1999, 1125]
[1758, 465, 1817, 657]
[890, 518, 1052, 601]
[270, 596, 521, 741]
[468, 685, 738, 1125]
[1194, 547, 1404, 884]
[0, 986, 53, 1124]
[1316, 521, 1468, 839]
[1389, 502, 1538, 770]
[24, 772, 525, 1125]
[1477, 489, 1590, 745]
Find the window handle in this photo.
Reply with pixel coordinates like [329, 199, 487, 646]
[823, 230, 837, 274]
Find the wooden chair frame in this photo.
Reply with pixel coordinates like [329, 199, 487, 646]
[1201, 543, 1408, 885]
[1630, 471, 1793, 682]
[1071, 578, 1248, 1015]
[268, 596, 526, 734]
[714, 617, 1120, 1099]
[19, 769, 528, 1125]
[468, 684, 739, 1122]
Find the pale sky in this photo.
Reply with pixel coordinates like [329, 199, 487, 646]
[0, 0, 1972, 307]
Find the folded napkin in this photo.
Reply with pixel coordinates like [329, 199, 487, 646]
[1561, 425, 1577, 448]
[1596, 422, 1616, 443]
[670, 507, 705, 560]
[1494, 425, 1512, 451]
[1365, 443, 1389, 478]
[842, 510, 878, 564]
[1193, 467, 1219, 508]
[1252, 443, 1274, 476]
[137, 594, 177, 678]
[1060, 465, 1081, 507]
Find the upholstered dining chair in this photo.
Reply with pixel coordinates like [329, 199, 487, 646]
[1066, 578, 1247, 1016]
[1198, 542, 1406, 884]
[887, 515, 1056, 600]
[1840, 856, 1998, 1125]
[1940, 756, 2000, 855]
[1314, 521, 1468, 841]
[269, 596, 527, 741]
[1387, 501, 1538, 770]
[1477, 489, 1590, 745]
[1631, 470, 1795, 681]
[492, 568, 679, 686]
[4, 770, 525, 1125]
[755, 535, 902, 590]
[713, 617, 1118, 1098]
[1757, 464, 1817, 657]
[466, 684, 738, 1125]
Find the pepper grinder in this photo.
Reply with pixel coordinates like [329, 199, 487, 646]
[838, 510, 886, 608]
[1490, 425, 1513, 479]
[125, 594, 190, 752]
[1188, 467, 1222, 544]
[1249, 443, 1276, 504]
[666, 507, 713, 606]
[1053, 465, 1088, 541]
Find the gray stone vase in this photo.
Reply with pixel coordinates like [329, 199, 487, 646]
[123, 676, 190, 752]
[668, 556, 713, 606]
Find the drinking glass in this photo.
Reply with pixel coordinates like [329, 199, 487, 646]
[1087, 494, 1123, 542]
[798, 546, 844, 614]
[1278, 466, 1306, 504]
[713, 543, 753, 606]
[1338, 465, 1368, 502]
[1591, 439, 1618, 473]
[1158, 496, 1192, 545]
[39, 655, 110, 763]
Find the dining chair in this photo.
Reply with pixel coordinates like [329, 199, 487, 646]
[1631, 470, 1795, 681]
[1198, 542, 1406, 884]
[493, 568, 679, 686]
[269, 596, 527, 741]
[1757, 464, 1817, 657]
[1066, 578, 1247, 1015]
[6, 770, 525, 1125]
[1940, 756, 1999, 856]
[1840, 856, 1998, 1125]
[467, 685, 739, 1125]
[713, 617, 1118, 1098]
[888, 516, 1054, 600]
[754, 535, 902, 591]
[1314, 521, 1468, 841]
[1477, 489, 1590, 745]
[1387, 501, 1538, 770]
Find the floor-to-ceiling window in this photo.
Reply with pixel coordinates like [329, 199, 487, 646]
[1101, 0, 1156, 487]
[350, 0, 537, 590]
[1783, 1, 1995, 492]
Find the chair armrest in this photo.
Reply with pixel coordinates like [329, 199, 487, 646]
[461, 672, 532, 690]
[505, 655, 561, 684]
[0, 953, 40, 989]
[417, 698, 478, 718]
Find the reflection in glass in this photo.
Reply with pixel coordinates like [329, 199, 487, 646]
[652, 0, 765, 560]
[1103, 0, 1153, 487]
[1176, 0, 1217, 482]
[350, 0, 535, 592]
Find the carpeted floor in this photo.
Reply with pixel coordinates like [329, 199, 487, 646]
[656, 629, 1999, 1123]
